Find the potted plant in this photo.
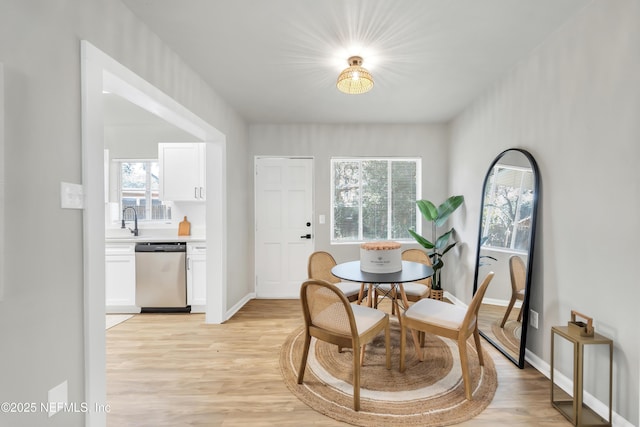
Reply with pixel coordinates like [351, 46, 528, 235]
[408, 195, 464, 300]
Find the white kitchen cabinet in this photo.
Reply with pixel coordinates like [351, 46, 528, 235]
[159, 142, 206, 201]
[187, 243, 206, 312]
[105, 243, 138, 313]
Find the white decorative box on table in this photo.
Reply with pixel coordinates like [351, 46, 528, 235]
[360, 241, 402, 273]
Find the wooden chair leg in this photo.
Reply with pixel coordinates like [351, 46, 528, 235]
[353, 344, 361, 411]
[500, 295, 517, 327]
[517, 304, 524, 322]
[385, 321, 391, 370]
[458, 338, 472, 400]
[411, 328, 423, 361]
[400, 323, 406, 373]
[297, 333, 311, 384]
[360, 344, 365, 366]
[391, 287, 397, 315]
[473, 328, 484, 366]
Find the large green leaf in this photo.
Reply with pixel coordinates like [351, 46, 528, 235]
[440, 242, 457, 256]
[408, 229, 434, 249]
[435, 228, 453, 249]
[435, 195, 464, 227]
[416, 199, 438, 222]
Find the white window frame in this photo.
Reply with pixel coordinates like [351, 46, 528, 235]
[330, 157, 421, 243]
[114, 159, 169, 223]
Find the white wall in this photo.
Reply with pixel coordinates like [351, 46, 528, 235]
[104, 125, 199, 159]
[0, 63, 4, 302]
[0, 1, 250, 426]
[449, 1, 639, 424]
[224, 113, 251, 308]
[249, 123, 450, 262]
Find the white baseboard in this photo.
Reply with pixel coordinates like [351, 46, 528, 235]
[444, 291, 465, 307]
[189, 305, 206, 313]
[446, 296, 632, 427]
[524, 350, 633, 427]
[225, 292, 255, 321]
[482, 296, 522, 309]
[105, 305, 141, 314]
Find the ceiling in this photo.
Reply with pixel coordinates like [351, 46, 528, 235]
[122, 0, 588, 124]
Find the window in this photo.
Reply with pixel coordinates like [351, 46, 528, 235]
[331, 158, 421, 242]
[481, 165, 534, 251]
[117, 160, 171, 221]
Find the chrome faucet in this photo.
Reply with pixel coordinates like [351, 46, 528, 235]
[121, 207, 139, 236]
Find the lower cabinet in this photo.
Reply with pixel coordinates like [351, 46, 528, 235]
[187, 243, 207, 312]
[105, 243, 137, 313]
[105, 241, 206, 314]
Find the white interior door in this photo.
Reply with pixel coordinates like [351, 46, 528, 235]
[255, 157, 313, 298]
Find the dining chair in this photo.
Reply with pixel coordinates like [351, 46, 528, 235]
[298, 279, 391, 411]
[373, 248, 432, 313]
[500, 255, 526, 327]
[399, 272, 495, 400]
[308, 251, 365, 303]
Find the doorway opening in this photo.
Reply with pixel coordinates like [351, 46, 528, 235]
[81, 41, 227, 426]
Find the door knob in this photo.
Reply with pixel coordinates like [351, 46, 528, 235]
[300, 234, 312, 239]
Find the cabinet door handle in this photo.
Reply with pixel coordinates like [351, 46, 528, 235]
[187, 257, 191, 270]
[194, 187, 198, 199]
[199, 187, 204, 199]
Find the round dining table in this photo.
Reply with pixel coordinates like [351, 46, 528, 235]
[331, 260, 434, 312]
[332, 260, 434, 352]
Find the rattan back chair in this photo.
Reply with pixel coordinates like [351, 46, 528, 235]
[400, 272, 495, 400]
[307, 251, 365, 303]
[298, 279, 391, 411]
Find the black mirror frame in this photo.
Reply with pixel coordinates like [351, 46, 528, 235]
[472, 148, 540, 369]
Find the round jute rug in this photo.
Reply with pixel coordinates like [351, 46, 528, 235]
[279, 320, 498, 426]
[491, 319, 522, 355]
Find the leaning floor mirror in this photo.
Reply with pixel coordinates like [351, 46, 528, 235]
[473, 148, 539, 368]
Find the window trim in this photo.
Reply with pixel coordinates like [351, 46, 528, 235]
[113, 158, 169, 223]
[330, 157, 422, 244]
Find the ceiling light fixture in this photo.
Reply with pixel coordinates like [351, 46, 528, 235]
[336, 56, 374, 95]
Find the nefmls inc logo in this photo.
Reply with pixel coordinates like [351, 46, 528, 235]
[46, 401, 111, 417]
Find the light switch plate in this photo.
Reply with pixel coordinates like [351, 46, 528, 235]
[48, 380, 68, 416]
[529, 309, 539, 329]
[60, 182, 84, 209]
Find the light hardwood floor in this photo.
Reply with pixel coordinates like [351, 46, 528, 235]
[106, 299, 570, 426]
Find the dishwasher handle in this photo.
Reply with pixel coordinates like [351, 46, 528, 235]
[135, 242, 187, 252]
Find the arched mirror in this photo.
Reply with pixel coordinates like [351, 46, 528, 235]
[473, 148, 539, 368]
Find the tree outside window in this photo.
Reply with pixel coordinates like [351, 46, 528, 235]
[481, 165, 534, 251]
[118, 160, 171, 221]
[331, 158, 420, 242]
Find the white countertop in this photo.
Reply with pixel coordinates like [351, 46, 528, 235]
[104, 236, 206, 243]
[105, 236, 206, 243]
[105, 226, 206, 243]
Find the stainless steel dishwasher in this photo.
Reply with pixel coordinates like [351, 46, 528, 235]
[135, 242, 190, 312]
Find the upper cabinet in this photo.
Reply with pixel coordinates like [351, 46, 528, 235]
[159, 142, 206, 201]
